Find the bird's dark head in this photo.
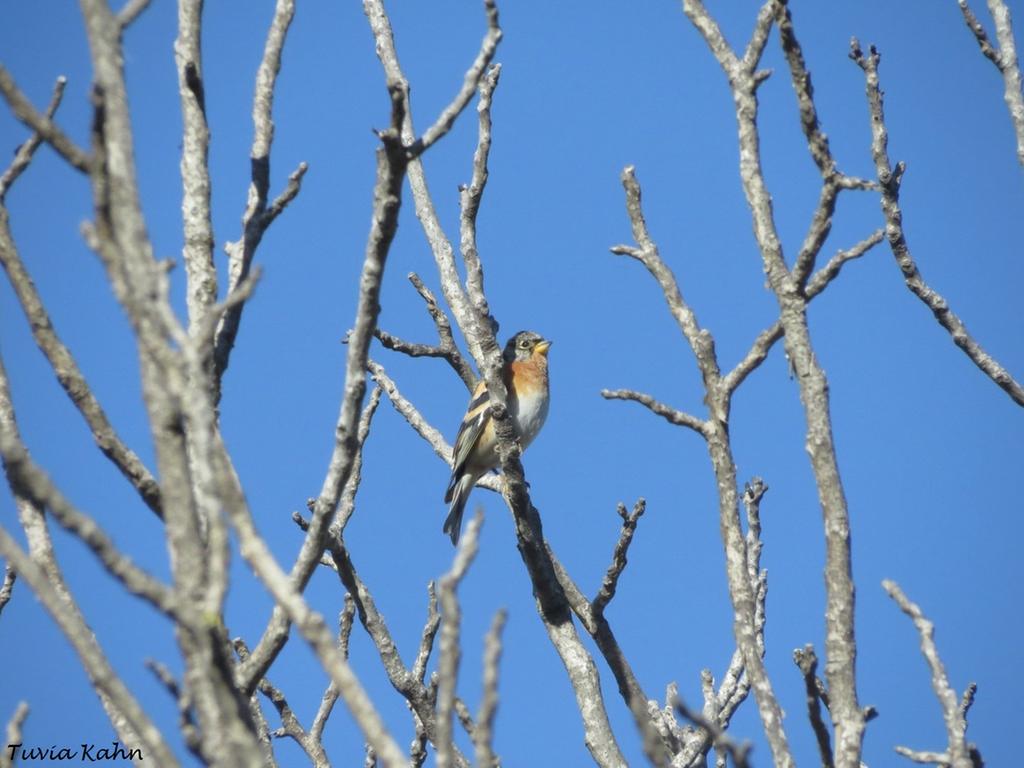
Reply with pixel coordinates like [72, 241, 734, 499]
[503, 331, 551, 363]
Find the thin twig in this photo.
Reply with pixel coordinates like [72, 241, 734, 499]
[115, 0, 155, 29]
[0, 216, 164, 517]
[371, 1, 627, 762]
[0, 565, 15, 619]
[958, 0, 1024, 166]
[374, 277, 476, 389]
[610, 166, 722, 405]
[0, 529, 177, 765]
[0, 65, 90, 173]
[412, 583, 441, 683]
[437, 511, 484, 768]
[366, 0, 503, 364]
[794, 645, 834, 768]
[673, 693, 752, 768]
[852, 39, 1024, 407]
[330, 384, 383, 535]
[367, 359, 500, 493]
[145, 659, 203, 761]
[600, 389, 708, 436]
[408, 0, 502, 157]
[175, 0, 218, 331]
[723, 229, 884, 394]
[0, 703, 29, 768]
[459, 64, 502, 322]
[959, 1, 1002, 64]
[236, 78, 407, 705]
[213, 0, 300, 386]
[412, 273, 477, 389]
[0, 433, 175, 617]
[474, 609, 507, 768]
[883, 580, 975, 768]
[960, 682, 977, 721]
[684, 4, 825, 765]
[0, 77, 68, 200]
[592, 500, 646, 616]
[309, 596, 356, 743]
[301, 515, 471, 768]
[236, 640, 330, 767]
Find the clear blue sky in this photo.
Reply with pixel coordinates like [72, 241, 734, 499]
[1, 1, 1021, 766]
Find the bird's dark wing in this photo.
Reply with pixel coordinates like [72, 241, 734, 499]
[445, 381, 490, 501]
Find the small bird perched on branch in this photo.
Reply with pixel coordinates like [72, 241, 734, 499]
[443, 331, 552, 545]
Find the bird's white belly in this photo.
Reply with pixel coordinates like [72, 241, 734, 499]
[513, 389, 549, 449]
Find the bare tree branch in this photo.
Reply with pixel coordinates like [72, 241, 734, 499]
[0, 351, 174, 617]
[673, 693, 752, 768]
[794, 645, 835, 768]
[237, 82, 407, 696]
[959, 0, 1002, 64]
[0, 65, 91, 173]
[241, 0, 499, 702]
[437, 511, 483, 768]
[235, 639, 331, 768]
[592, 500, 646, 617]
[309, 596, 357, 745]
[723, 228, 884, 395]
[0, 703, 29, 768]
[366, 0, 503, 363]
[0, 565, 14, 619]
[458, 63, 501, 321]
[600, 389, 707, 436]
[304, 516, 471, 768]
[0, 437, 176, 617]
[774, 0, 878, 286]
[368, 359, 501, 494]
[296, 500, 476, 763]
[414, 45, 632, 766]
[331, 384, 382, 534]
[672, 480, 768, 768]
[0, 529, 177, 765]
[145, 659, 204, 763]
[884, 580, 977, 768]
[0, 77, 67, 200]
[852, 40, 1024, 407]
[0, 338, 171, 760]
[547, 536, 671, 768]
[609, 154, 790, 766]
[958, 0, 1024, 166]
[412, 584, 441, 685]
[407, 1, 502, 157]
[375, 329, 452, 361]
[610, 166, 722, 417]
[77, 2, 321, 757]
[474, 609, 506, 768]
[411, 273, 476, 389]
[0, 212, 163, 518]
[373, 277, 476, 390]
[684, 4, 864, 764]
[960, 682, 977, 722]
[0, 75, 164, 517]
[220, 461, 407, 766]
[175, 0, 218, 331]
[115, 0, 155, 29]
[213, 0, 300, 387]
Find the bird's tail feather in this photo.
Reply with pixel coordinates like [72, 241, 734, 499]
[443, 476, 472, 546]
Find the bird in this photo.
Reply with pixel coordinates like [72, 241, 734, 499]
[443, 330, 551, 545]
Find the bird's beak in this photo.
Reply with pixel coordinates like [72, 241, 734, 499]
[535, 340, 551, 357]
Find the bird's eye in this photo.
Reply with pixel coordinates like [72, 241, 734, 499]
[519, 339, 529, 348]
